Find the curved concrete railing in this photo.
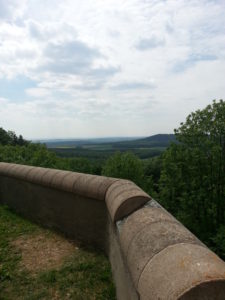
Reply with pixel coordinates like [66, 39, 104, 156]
[0, 162, 225, 299]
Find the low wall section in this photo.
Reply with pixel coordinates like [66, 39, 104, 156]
[0, 162, 225, 299]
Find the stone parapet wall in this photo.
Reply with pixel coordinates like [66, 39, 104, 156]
[0, 162, 225, 299]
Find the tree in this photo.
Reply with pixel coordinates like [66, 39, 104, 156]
[0, 127, 28, 146]
[17, 134, 28, 146]
[159, 100, 225, 257]
[7, 131, 18, 145]
[102, 152, 144, 187]
[0, 128, 11, 145]
[68, 157, 93, 174]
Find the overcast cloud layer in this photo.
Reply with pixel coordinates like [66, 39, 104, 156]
[0, 0, 225, 139]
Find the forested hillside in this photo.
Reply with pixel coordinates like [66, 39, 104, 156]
[46, 134, 175, 160]
[111, 133, 176, 149]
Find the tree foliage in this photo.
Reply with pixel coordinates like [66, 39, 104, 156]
[159, 100, 225, 257]
[0, 128, 28, 146]
[102, 152, 144, 186]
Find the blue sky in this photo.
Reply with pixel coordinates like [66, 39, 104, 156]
[0, 76, 36, 101]
[0, 0, 225, 139]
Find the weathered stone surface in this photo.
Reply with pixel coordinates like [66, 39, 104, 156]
[106, 180, 151, 222]
[179, 280, 225, 299]
[127, 221, 201, 287]
[73, 175, 117, 201]
[120, 207, 176, 257]
[31, 168, 51, 183]
[24, 166, 36, 180]
[0, 163, 118, 201]
[7, 164, 22, 177]
[0, 175, 108, 249]
[60, 172, 81, 192]
[94, 176, 118, 200]
[73, 174, 101, 197]
[25, 167, 48, 184]
[0, 162, 14, 173]
[106, 180, 136, 199]
[50, 170, 72, 188]
[38, 168, 61, 185]
[0, 163, 18, 176]
[108, 214, 139, 300]
[14, 165, 37, 180]
[138, 243, 225, 300]
[0, 163, 36, 181]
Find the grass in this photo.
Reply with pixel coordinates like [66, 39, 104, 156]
[0, 205, 116, 300]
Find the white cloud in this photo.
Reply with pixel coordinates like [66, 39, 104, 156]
[136, 36, 165, 50]
[0, 0, 27, 21]
[25, 88, 51, 98]
[0, 0, 224, 138]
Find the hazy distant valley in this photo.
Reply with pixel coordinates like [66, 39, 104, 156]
[41, 134, 176, 160]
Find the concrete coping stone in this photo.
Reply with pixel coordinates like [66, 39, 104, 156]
[119, 206, 179, 257]
[0, 163, 151, 218]
[105, 180, 151, 222]
[0, 162, 116, 201]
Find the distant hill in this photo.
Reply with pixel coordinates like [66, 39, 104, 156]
[39, 137, 142, 148]
[138, 134, 176, 143]
[111, 134, 176, 149]
[40, 134, 175, 149]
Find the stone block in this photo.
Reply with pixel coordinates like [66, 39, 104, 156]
[60, 172, 81, 193]
[138, 243, 225, 300]
[25, 167, 48, 184]
[106, 180, 150, 222]
[126, 221, 201, 287]
[73, 174, 100, 198]
[11, 164, 33, 180]
[50, 170, 72, 188]
[93, 176, 118, 201]
[0, 163, 17, 176]
[39, 169, 62, 186]
[120, 207, 176, 257]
